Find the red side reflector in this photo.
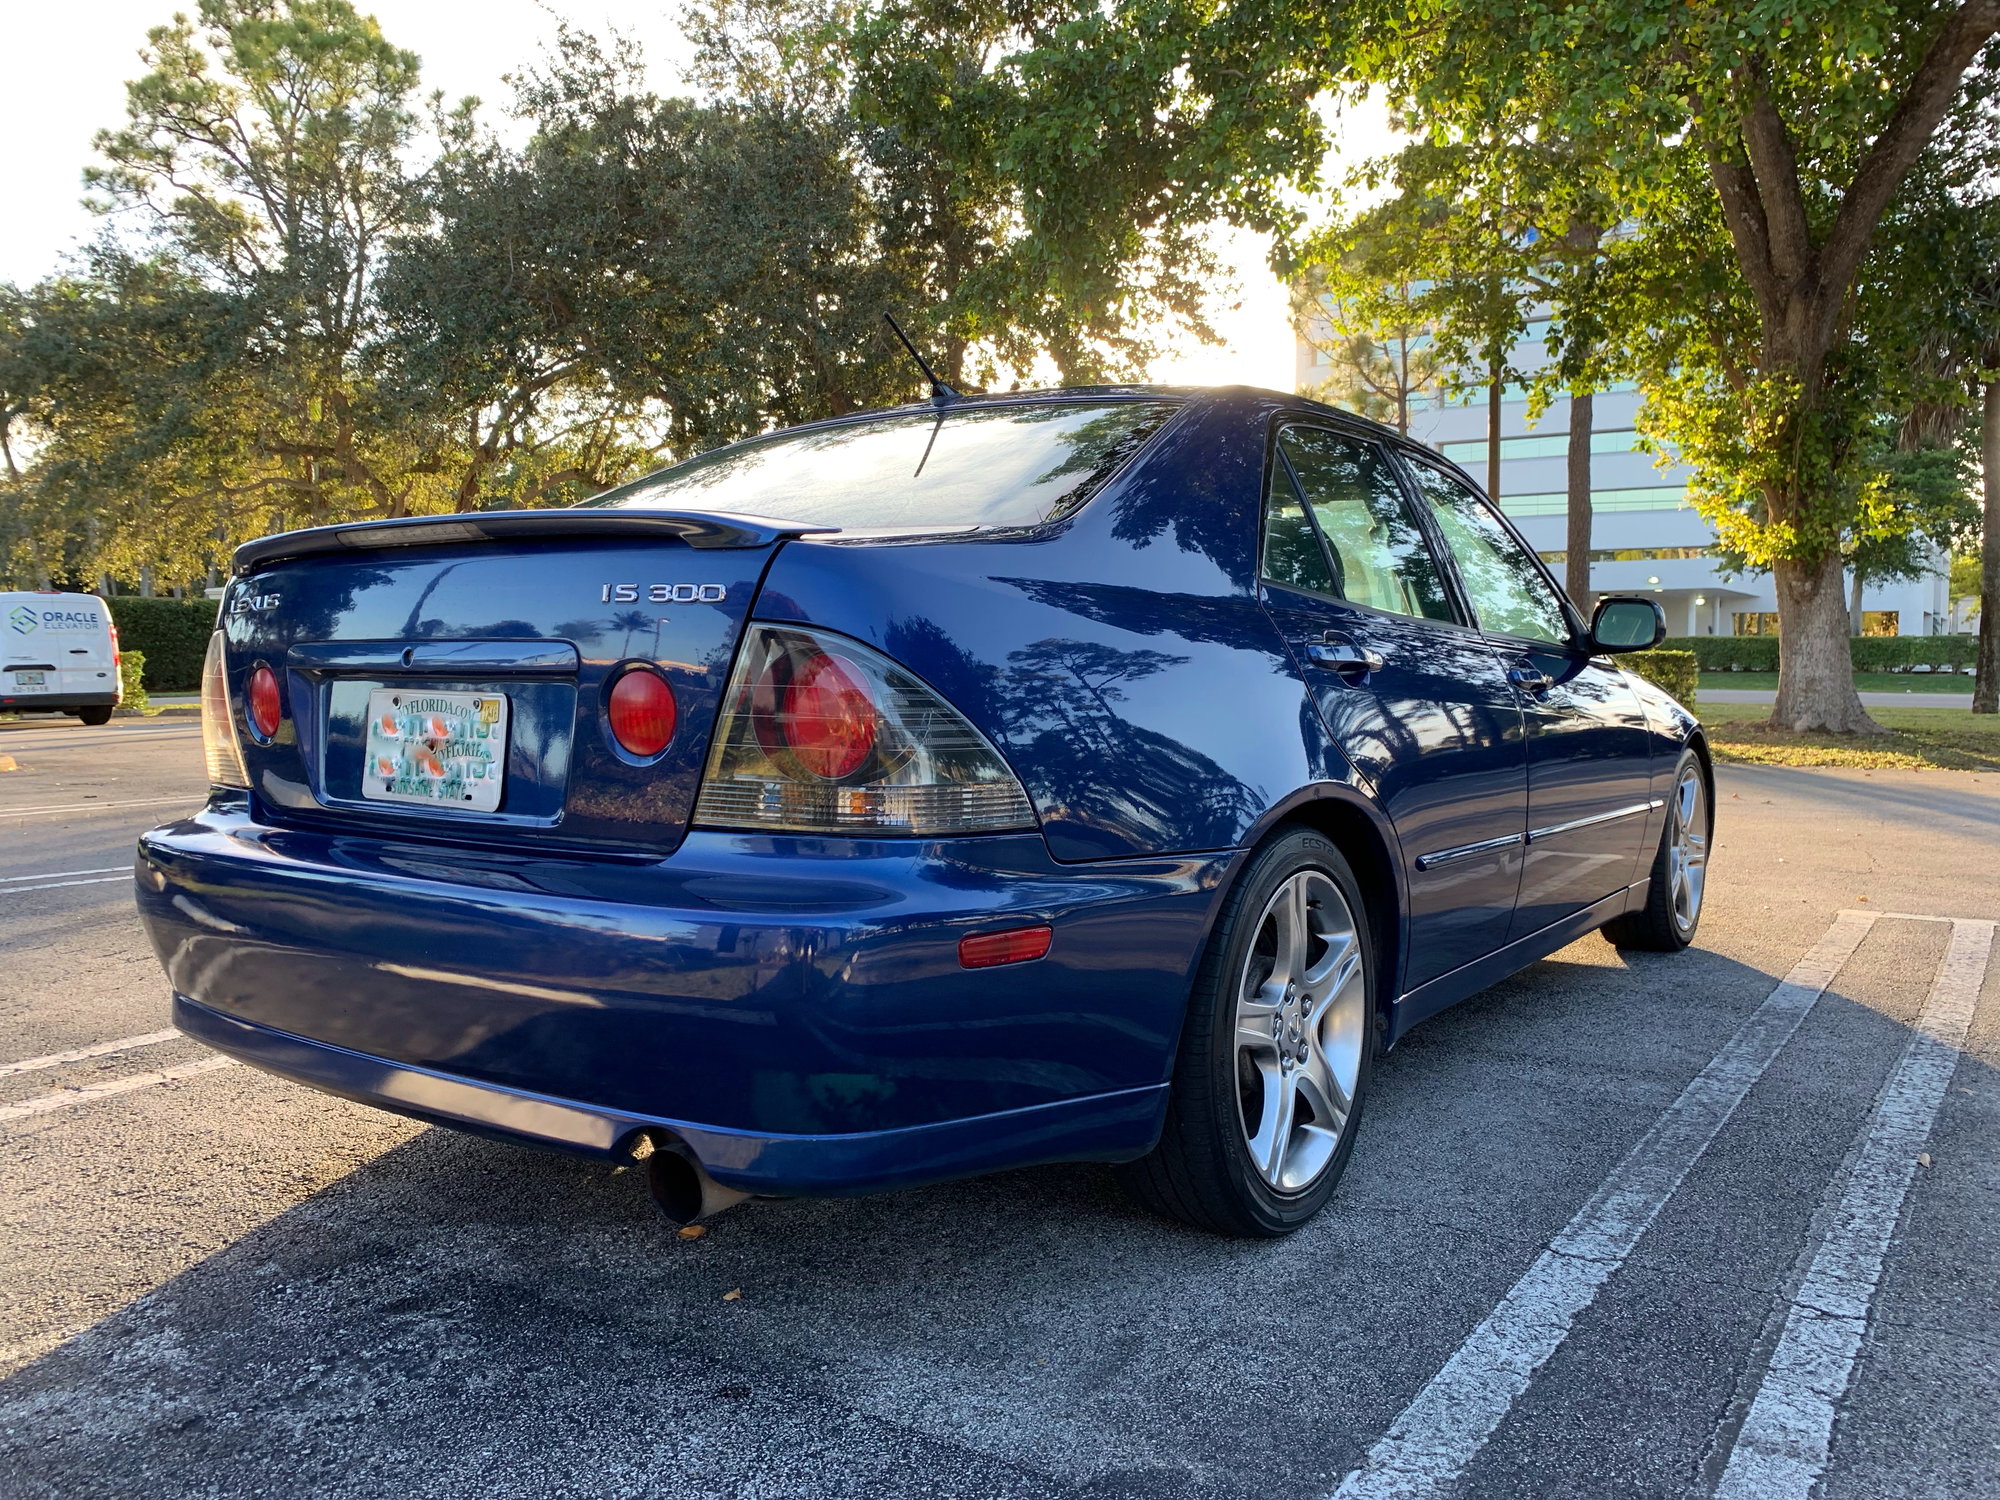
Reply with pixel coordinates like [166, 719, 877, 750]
[958, 925, 1053, 969]
[247, 665, 282, 739]
[608, 667, 677, 757]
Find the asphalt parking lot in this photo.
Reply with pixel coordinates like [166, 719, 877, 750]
[2, 714, 1997, 1499]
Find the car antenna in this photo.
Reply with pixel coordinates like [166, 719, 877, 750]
[883, 312, 960, 406]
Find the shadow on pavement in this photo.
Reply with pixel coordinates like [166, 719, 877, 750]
[0, 934, 1980, 1500]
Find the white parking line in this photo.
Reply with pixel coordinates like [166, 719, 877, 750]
[1331, 910, 1877, 1500]
[0, 1030, 180, 1080]
[0, 866, 129, 883]
[0, 795, 199, 820]
[1713, 917, 1996, 1499]
[2, 876, 129, 894]
[0, 1056, 238, 1124]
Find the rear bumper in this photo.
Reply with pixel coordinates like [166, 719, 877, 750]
[138, 798, 1234, 1193]
[176, 993, 1167, 1194]
[0, 690, 119, 710]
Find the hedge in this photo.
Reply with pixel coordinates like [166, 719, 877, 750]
[1624, 649, 1698, 708]
[118, 650, 150, 715]
[108, 597, 217, 692]
[1660, 634, 1978, 674]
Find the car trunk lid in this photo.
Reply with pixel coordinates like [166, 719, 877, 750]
[221, 509, 830, 854]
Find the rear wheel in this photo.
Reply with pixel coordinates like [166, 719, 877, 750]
[1604, 749, 1709, 952]
[75, 706, 113, 726]
[1118, 828, 1374, 1237]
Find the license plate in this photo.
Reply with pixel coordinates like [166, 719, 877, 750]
[361, 689, 509, 812]
[11, 670, 46, 689]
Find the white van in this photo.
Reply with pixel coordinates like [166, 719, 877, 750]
[2, 591, 123, 724]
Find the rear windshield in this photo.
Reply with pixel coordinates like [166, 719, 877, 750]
[591, 400, 1178, 530]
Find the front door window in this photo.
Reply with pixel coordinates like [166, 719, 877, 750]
[1402, 459, 1570, 644]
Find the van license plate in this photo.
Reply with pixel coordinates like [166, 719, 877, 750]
[360, 689, 509, 812]
[11, 670, 46, 689]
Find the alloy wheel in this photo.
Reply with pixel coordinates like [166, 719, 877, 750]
[1669, 764, 1708, 934]
[1233, 869, 1368, 1194]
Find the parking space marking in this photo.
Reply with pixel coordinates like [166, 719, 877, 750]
[0, 1031, 180, 1080]
[0, 795, 199, 820]
[0, 1056, 237, 1124]
[1713, 916, 1996, 1499]
[3, 876, 130, 894]
[1331, 910, 1877, 1500]
[0, 866, 130, 883]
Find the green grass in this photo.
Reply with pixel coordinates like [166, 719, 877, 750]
[1700, 701, 2000, 770]
[1699, 671, 1973, 695]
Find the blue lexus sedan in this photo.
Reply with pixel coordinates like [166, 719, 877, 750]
[135, 386, 1708, 1237]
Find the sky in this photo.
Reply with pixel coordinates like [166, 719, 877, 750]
[2, 4, 1389, 393]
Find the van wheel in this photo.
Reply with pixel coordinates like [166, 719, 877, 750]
[1117, 828, 1375, 1237]
[76, 707, 113, 726]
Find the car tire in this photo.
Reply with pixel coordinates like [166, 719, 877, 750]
[75, 707, 114, 726]
[1603, 748, 1710, 952]
[1117, 827, 1375, 1237]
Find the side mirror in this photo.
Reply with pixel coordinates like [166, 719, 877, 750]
[1590, 596, 1667, 654]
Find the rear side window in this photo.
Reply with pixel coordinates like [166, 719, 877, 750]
[1262, 426, 1455, 623]
[592, 401, 1178, 530]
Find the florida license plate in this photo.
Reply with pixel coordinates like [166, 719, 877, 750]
[360, 689, 509, 812]
[11, 670, 46, 689]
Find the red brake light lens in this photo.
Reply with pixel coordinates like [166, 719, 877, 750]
[247, 665, 282, 739]
[959, 925, 1054, 969]
[608, 668, 677, 758]
[772, 649, 877, 779]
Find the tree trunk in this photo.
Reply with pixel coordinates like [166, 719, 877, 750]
[1771, 550, 1881, 732]
[1975, 380, 2000, 714]
[1566, 388, 1593, 608]
[1486, 356, 1502, 503]
[1849, 566, 1865, 636]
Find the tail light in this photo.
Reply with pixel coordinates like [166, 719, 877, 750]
[606, 667, 677, 757]
[199, 633, 249, 788]
[693, 624, 1035, 835]
[247, 664, 283, 739]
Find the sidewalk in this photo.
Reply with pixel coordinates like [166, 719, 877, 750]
[1700, 687, 1974, 709]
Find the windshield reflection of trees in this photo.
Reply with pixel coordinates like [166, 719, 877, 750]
[596, 401, 1174, 528]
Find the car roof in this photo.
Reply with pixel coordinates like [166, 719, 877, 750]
[584, 382, 1484, 517]
[605, 383, 1426, 477]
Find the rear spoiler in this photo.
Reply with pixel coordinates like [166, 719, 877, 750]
[231, 508, 839, 575]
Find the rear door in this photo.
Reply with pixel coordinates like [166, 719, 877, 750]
[220, 517, 785, 855]
[1258, 422, 1528, 989]
[1399, 454, 1655, 937]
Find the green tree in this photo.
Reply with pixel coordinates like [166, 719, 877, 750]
[1292, 276, 1443, 436]
[687, 0, 1338, 387]
[373, 25, 917, 489]
[86, 0, 443, 528]
[1340, 0, 2000, 731]
[1298, 130, 1621, 604]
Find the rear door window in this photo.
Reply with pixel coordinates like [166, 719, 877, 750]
[1263, 425, 1456, 623]
[592, 401, 1178, 530]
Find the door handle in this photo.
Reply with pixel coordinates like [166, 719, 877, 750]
[1508, 664, 1552, 695]
[1305, 636, 1384, 676]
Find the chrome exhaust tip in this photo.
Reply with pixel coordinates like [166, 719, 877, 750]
[628, 1133, 749, 1225]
